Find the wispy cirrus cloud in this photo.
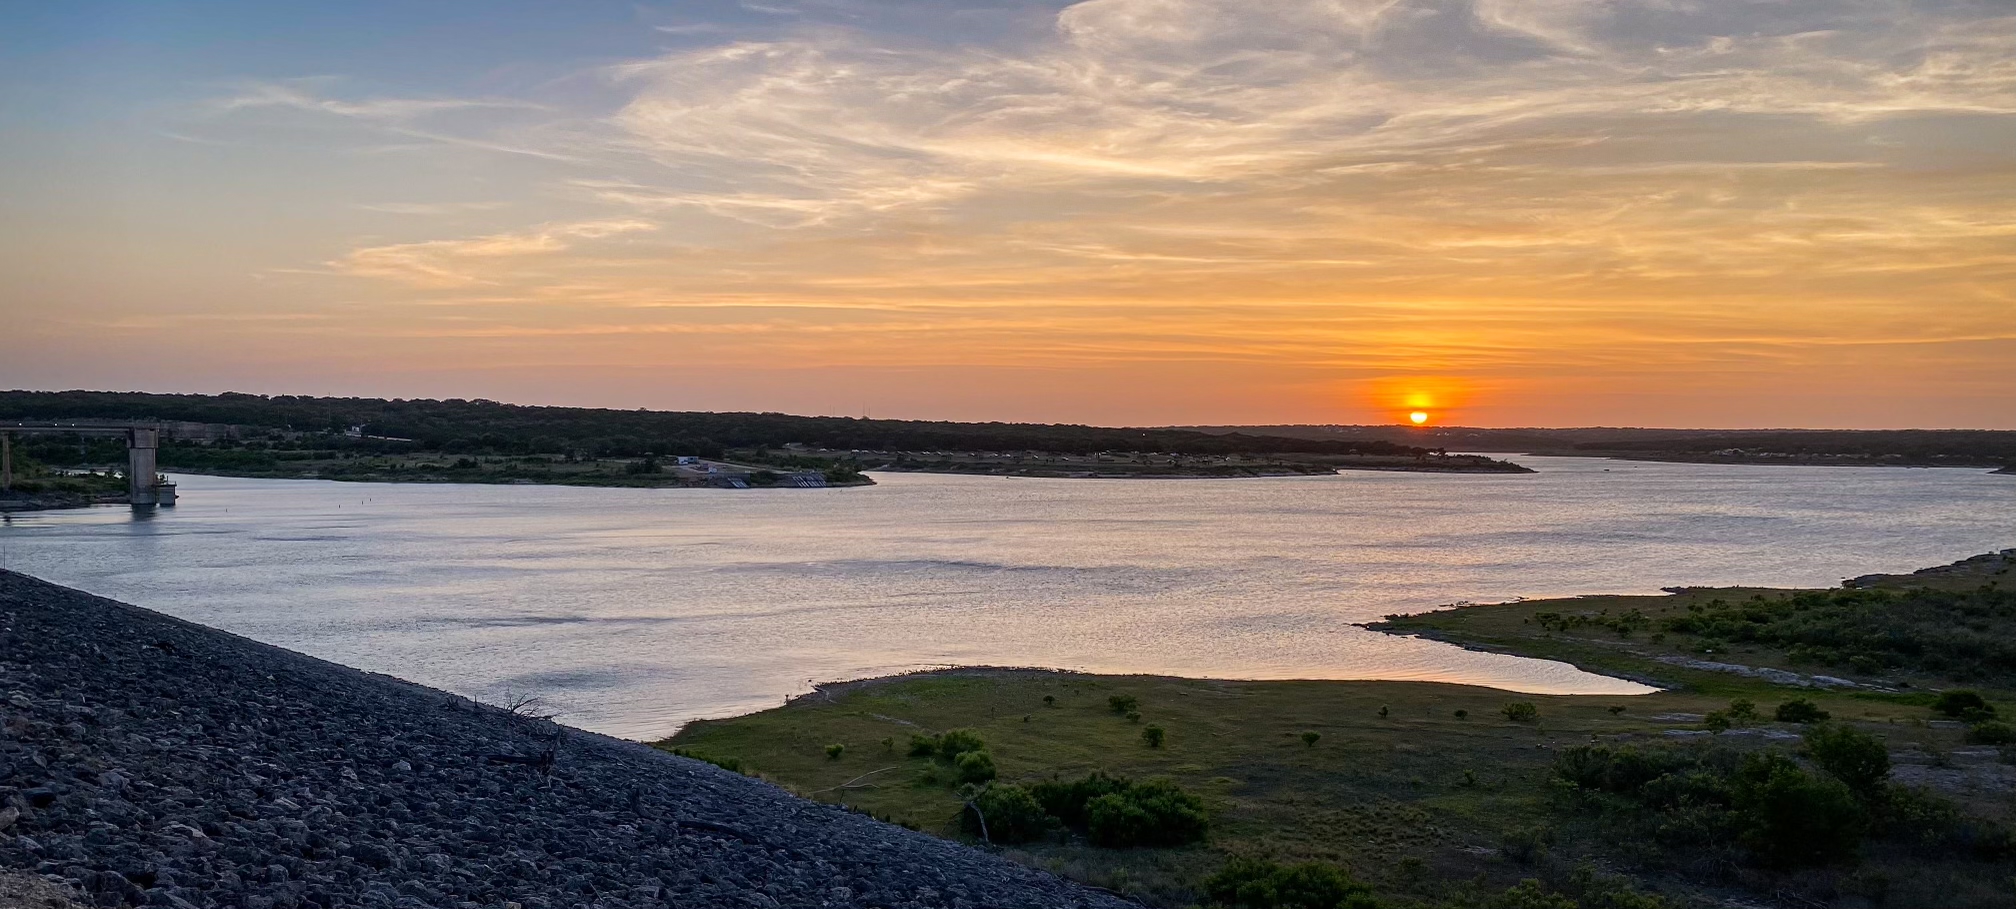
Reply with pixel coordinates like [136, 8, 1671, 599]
[336, 219, 657, 287]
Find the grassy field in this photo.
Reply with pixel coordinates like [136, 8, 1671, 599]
[660, 554, 2016, 908]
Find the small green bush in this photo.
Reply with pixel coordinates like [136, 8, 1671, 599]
[1377, 705, 1389, 718]
[1086, 778, 1209, 848]
[1802, 723, 1891, 798]
[1733, 752, 1866, 866]
[824, 743, 845, 760]
[1301, 731, 1321, 747]
[1029, 772, 1208, 847]
[961, 784, 1050, 844]
[1042, 695, 1056, 707]
[1109, 694, 1140, 714]
[1703, 711, 1732, 733]
[1933, 690, 1997, 723]
[1727, 699, 1758, 721]
[908, 734, 938, 757]
[1201, 856, 1380, 909]
[1142, 725, 1166, 748]
[937, 729, 986, 761]
[1966, 720, 2015, 745]
[955, 749, 998, 784]
[1775, 698, 1829, 723]
[1487, 879, 1578, 909]
[1503, 702, 1539, 722]
[1454, 709, 1469, 719]
[1125, 710, 1142, 723]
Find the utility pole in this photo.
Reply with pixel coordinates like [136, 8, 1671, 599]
[1, 432, 11, 491]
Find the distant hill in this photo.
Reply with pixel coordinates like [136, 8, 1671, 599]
[1180, 424, 2016, 468]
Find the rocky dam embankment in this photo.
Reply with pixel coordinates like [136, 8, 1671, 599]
[0, 571, 1132, 909]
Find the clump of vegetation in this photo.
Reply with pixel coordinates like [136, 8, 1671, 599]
[1301, 731, 1321, 747]
[1042, 694, 1056, 707]
[1028, 772, 1208, 848]
[1933, 690, 1998, 723]
[1454, 709, 1468, 719]
[1503, 702, 1538, 722]
[954, 750, 997, 784]
[1534, 608, 1651, 638]
[1802, 724, 1891, 798]
[1554, 742, 1867, 867]
[1965, 721, 2014, 745]
[1200, 856, 1380, 909]
[960, 784, 1051, 844]
[1662, 587, 2016, 682]
[1109, 693, 1140, 714]
[1775, 698, 1829, 723]
[1142, 725, 1165, 748]
[824, 743, 845, 760]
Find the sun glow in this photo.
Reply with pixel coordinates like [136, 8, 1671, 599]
[1409, 411, 1429, 425]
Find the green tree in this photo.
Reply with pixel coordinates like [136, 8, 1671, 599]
[1775, 698, 1829, 723]
[1802, 723, 1891, 799]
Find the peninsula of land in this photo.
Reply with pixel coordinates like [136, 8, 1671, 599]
[0, 390, 1531, 511]
[667, 551, 2016, 909]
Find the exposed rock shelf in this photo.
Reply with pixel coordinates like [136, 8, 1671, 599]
[0, 571, 1131, 909]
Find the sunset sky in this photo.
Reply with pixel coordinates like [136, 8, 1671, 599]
[3, 1, 2012, 428]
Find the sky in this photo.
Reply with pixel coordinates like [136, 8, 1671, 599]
[2, 0, 2012, 428]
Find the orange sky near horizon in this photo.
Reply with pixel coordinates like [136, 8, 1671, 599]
[3, 1, 2013, 429]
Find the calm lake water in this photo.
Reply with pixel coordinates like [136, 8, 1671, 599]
[3, 457, 2011, 739]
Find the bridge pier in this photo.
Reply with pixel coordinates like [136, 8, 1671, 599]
[0, 423, 176, 508]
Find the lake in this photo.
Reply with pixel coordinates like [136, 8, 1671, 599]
[3, 457, 2010, 739]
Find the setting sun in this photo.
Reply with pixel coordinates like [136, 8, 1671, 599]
[1409, 411, 1429, 425]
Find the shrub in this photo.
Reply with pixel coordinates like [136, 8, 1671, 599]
[1727, 699, 1758, 722]
[1702, 711, 1731, 733]
[1966, 720, 2015, 745]
[880, 736, 894, 752]
[1201, 856, 1380, 909]
[1301, 731, 1321, 747]
[1555, 743, 1868, 868]
[824, 743, 845, 760]
[937, 729, 986, 761]
[1454, 709, 1468, 719]
[955, 750, 998, 784]
[1125, 711, 1142, 723]
[1732, 752, 1866, 866]
[1933, 690, 1997, 722]
[1143, 725, 1166, 748]
[1042, 695, 1056, 708]
[1085, 778, 1209, 847]
[1775, 698, 1829, 723]
[1488, 879, 1577, 909]
[1030, 772, 1207, 847]
[1030, 772, 1131, 828]
[1109, 694, 1140, 714]
[961, 784, 1050, 844]
[1377, 705, 1389, 718]
[1606, 705, 1626, 715]
[908, 734, 938, 757]
[1503, 702, 1539, 722]
[1802, 723, 1891, 798]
